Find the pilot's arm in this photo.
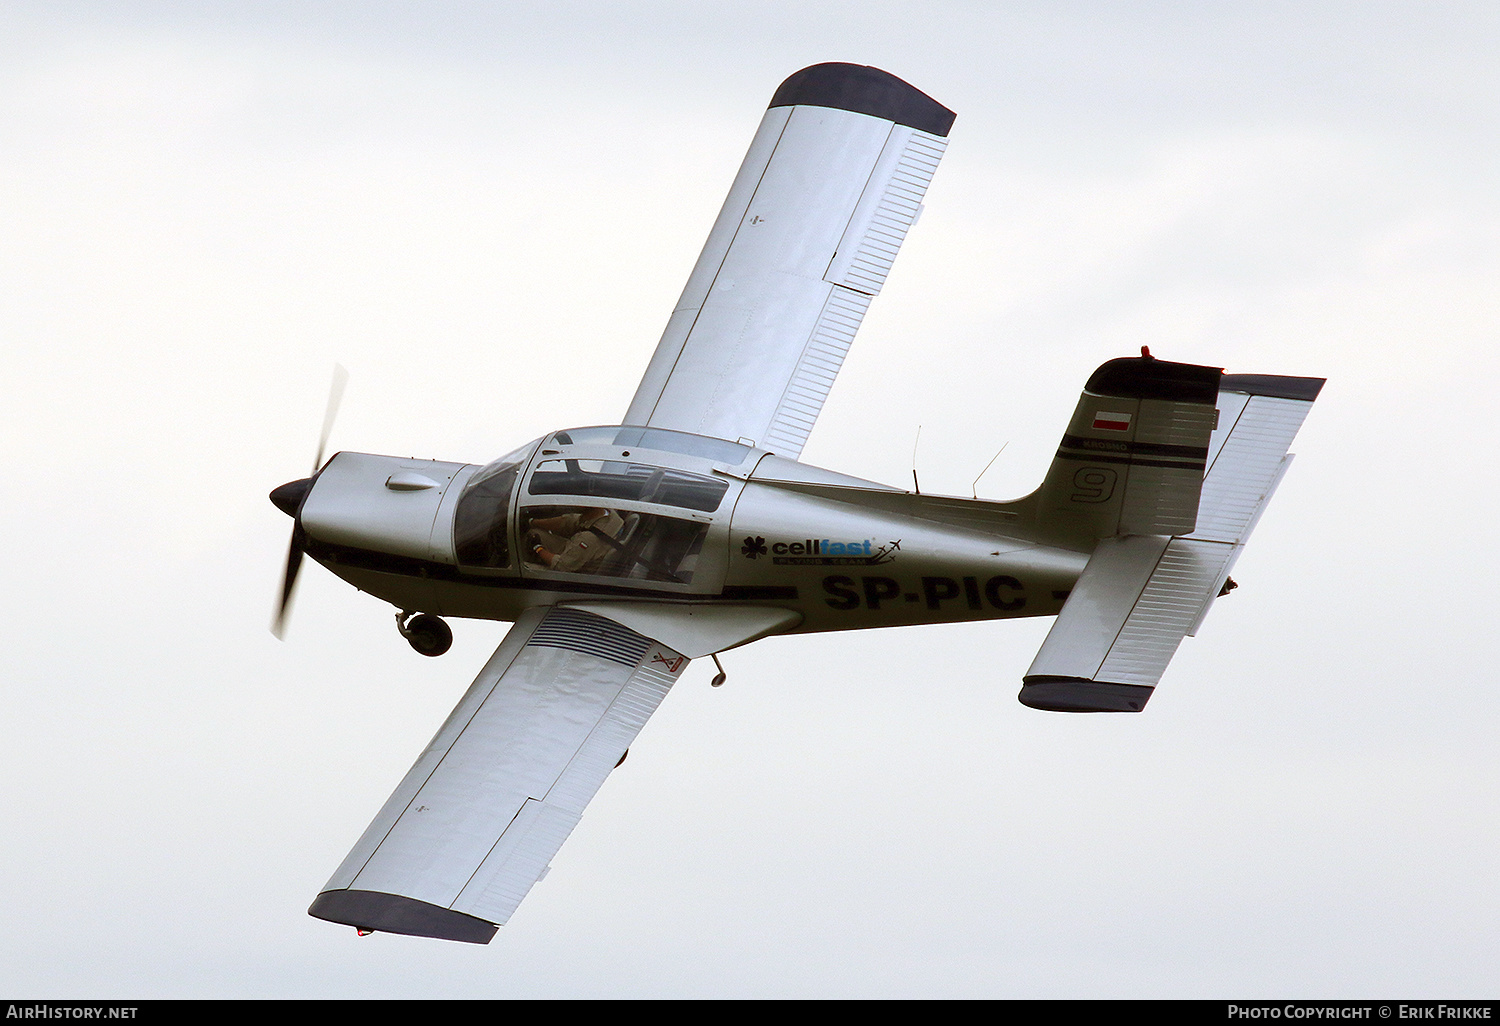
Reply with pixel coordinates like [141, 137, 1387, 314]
[528, 509, 616, 571]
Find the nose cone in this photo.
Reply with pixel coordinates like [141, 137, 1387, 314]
[270, 477, 314, 517]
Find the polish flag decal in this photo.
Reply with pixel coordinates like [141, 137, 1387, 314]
[1093, 411, 1132, 431]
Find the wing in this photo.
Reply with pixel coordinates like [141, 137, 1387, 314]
[308, 606, 691, 942]
[624, 63, 954, 459]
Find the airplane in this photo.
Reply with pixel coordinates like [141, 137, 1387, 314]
[269, 63, 1323, 944]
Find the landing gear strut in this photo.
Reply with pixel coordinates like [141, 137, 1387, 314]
[396, 610, 452, 657]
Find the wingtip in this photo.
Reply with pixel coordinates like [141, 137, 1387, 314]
[769, 63, 955, 137]
[1220, 374, 1327, 401]
[309, 889, 499, 944]
[1019, 676, 1154, 713]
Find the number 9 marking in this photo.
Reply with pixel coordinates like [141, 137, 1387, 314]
[1071, 466, 1117, 503]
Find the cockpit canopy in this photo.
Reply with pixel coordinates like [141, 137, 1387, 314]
[451, 427, 761, 588]
[528, 458, 727, 511]
[545, 426, 756, 464]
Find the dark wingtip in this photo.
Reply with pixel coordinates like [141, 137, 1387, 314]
[769, 63, 955, 137]
[309, 889, 499, 944]
[1019, 676, 1154, 713]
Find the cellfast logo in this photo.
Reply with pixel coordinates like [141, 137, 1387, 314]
[773, 539, 871, 556]
[744, 538, 899, 566]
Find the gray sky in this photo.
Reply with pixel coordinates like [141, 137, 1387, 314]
[3, 0, 1498, 998]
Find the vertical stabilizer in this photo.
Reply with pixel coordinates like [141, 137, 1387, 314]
[1034, 356, 1221, 546]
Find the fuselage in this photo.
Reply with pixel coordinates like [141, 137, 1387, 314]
[286, 425, 1088, 637]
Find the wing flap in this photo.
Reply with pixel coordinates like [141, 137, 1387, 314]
[761, 287, 873, 455]
[310, 606, 690, 941]
[562, 601, 801, 657]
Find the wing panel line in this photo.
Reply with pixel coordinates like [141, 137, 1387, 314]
[627, 108, 796, 429]
[329, 606, 547, 891]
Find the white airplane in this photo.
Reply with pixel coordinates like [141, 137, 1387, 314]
[270, 63, 1322, 943]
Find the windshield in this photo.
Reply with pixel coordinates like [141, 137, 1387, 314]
[453, 440, 539, 568]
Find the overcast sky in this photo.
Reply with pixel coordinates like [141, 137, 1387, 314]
[3, 0, 1498, 998]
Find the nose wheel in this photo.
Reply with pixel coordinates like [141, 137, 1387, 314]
[396, 610, 453, 657]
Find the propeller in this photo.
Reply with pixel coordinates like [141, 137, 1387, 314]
[271, 365, 348, 639]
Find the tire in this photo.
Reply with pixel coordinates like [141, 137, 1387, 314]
[406, 613, 453, 657]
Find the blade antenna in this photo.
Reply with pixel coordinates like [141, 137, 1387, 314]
[971, 442, 1008, 498]
[911, 425, 922, 495]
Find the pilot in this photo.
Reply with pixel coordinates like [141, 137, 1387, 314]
[526, 507, 625, 574]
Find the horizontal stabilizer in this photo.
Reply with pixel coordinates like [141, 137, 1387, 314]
[1019, 371, 1323, 712]
[1020, 535, 1234, 712]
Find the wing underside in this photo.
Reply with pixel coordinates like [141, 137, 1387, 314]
[309, 606, 690, 942]
[624, 63, 953, 459]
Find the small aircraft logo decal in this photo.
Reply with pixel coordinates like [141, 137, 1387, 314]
[741, 536, 769, 559]
[650, 651, 687, 673]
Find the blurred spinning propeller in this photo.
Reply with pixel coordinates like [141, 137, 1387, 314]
[270, 365, 348, 638]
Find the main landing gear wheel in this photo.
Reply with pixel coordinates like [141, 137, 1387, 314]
[396, 611, 452, 657]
